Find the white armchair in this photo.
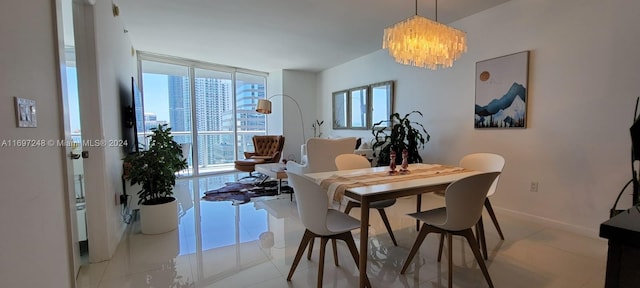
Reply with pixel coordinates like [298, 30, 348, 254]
[286, 137, 358, 174]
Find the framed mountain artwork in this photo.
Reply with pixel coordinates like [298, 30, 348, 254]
[475, 51, 529, 128]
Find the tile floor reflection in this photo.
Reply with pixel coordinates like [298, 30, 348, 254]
[77, 173, 607, 288]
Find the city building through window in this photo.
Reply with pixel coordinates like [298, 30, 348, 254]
[138, 54, 267, 176]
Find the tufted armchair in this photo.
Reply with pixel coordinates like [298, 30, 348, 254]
[234, 135, 285, 177]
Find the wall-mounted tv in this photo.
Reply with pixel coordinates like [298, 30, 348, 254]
[120, 77, 142, 154]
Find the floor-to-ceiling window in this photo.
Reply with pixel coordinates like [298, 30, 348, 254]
[235, 72, 267, 160]
[138, 53, 267, 176]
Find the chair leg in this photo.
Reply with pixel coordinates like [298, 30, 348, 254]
[484, 198, 505, 240]
[401, 224, 432, 274]
[287, 230, 315, 281]
[238, 171, 260, 181]
[447, 232, 453, 288]
[307, 237, 315, 260]
[344, 201, 358, 215]
[437, 233, 445, 262]
[377, 208, 398, 246]
[336, 232, 372, 288]
[318, 237, 329, 288]
[460, 228, 494, 288]
[257, 174, 269, 185]
[308, 238, 339, 266]
[332, 239, 339, 266]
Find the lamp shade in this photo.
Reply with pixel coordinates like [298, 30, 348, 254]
[256, 99, 272, 114]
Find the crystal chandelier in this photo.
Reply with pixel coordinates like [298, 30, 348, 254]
[382, 0, 467, 70]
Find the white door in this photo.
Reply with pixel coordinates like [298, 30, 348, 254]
[54, 0, 90, 280]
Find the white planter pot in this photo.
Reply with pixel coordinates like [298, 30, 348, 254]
[140, 197, 178, 234]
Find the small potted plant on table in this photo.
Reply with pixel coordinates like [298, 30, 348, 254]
[123, 124, 187, 234]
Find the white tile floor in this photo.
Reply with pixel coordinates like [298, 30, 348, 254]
[77, 173, 607, 288]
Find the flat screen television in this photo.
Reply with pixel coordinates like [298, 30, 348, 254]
[631, 115, 640, 162]
[120, 77, 141, 154]
[630, 98, 640, 206]
[611, 98, 640, 216]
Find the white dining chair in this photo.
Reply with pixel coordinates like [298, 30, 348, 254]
[401, 172, 501, 288]
[287, 137, 357, 259]
[459, 153, 506, 240]
[335, 153, 398, 246]
[285, 172, 371, 288]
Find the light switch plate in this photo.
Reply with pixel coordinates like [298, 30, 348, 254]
[15, 97, 37, 128]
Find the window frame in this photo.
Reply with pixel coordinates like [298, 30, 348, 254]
[332, 80, 395, 130]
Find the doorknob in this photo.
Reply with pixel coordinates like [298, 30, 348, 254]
[70, 151, 89, 159]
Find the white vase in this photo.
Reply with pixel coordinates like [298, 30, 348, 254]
[139, 197, 178, 234]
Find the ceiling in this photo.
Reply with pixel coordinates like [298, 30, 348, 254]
[118, 0, 511, 73]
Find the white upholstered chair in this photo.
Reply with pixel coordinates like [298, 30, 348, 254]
[401, 172, 501, 288]
[285, 172, 370, 288]
[335, 153, 398, 246]
[286, 137, 358, 175]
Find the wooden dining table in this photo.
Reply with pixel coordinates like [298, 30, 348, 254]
[305, 163, 479, 288]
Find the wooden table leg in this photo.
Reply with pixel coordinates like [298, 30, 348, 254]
[416, 194, 422, 231]
[359, 198, 370, 288]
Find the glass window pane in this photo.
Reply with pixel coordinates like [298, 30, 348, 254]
[139, 57, 267, 175]
[235, 72, 266, 160]
[194, 68, 234, 170]
[333, 91, 348, 129]
[371, 81, 394, 128]
[141, 60, 193, 174]
[197, 134, 235, 172]
[350, 87, 368, 129]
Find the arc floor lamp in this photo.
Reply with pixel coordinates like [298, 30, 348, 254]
[256, 94, 306, 143]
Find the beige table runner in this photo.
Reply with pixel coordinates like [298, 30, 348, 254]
[317, 165, 471, 203]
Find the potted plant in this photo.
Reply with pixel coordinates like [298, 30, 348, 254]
[123, 124, 187, 234]
[371, 111, 430, 167]
[312, 119, 324, 138]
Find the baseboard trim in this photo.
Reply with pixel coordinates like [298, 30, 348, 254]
[495, 206, 605, 241]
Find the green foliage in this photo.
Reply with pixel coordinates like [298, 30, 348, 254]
[370, 111, 430, 166]
[123, 124, 188, 205]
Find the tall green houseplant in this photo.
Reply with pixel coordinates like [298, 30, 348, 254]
[371, 111, 430, 166]
[123, 124, 188, 205]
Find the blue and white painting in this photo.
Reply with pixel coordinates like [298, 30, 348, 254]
[475, 51, 529, 128]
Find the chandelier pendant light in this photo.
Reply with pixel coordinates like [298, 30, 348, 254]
[382, 0, 467, 70]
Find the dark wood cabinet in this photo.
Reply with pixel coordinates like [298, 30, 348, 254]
[600, 207, 640, 288]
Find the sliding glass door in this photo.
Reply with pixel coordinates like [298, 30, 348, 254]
[139, 55, 266, 176]
[193, 68, 234, 173]
[140, 60, 194, 175]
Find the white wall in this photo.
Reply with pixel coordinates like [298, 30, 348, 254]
[75, 0, 137, 262]
[0, 1, 72, 287]
[265, 70, 317, 162]
[283, 70, 317, 161]
[319, 0, 640, 236]
[267, 70, 284, 137]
